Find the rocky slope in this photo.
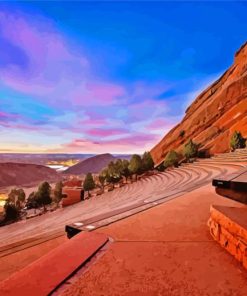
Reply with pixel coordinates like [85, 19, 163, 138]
[0, 163, 60, 188]
[151, 42, 247, 165]
[64, 153, 116, 175]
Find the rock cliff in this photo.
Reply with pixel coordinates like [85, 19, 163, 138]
[151, 42, 247, 165]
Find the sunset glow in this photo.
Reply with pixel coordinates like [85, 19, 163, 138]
[0, 2, 246, 153]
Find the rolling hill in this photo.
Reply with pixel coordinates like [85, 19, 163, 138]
[0, 163, 60, 188]
[63, 153, 116, 175]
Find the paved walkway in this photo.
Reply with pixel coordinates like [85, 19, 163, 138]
[62, 184, 247, 296]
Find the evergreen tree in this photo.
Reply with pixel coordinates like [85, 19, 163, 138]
[142, 151, 154, 171]
[163, 150, 179, 168]
[183, 139, 198, 160]
[230, 131, 246, 150]
[106, 161, 122, 184]
[26, 192, 39, 209]
[121, 159, 131, 181]
[36, 181, 52, 211]
[8, 188, 26, 209]
[54, 181, 63, 204]
[4, 202, 19, 222]
[99, 173, 106, 189]
[83, 173, 95, 196]
[129, 154, 142, 180]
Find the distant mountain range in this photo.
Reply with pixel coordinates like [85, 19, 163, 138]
[0, 153, 132, 166]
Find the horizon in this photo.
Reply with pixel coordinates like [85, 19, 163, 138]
[1, 1, 247, 154]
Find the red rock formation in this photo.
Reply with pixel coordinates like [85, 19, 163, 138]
[151, 42, 247, 165]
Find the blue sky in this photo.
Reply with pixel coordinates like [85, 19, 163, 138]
[0, 1, 246, 153]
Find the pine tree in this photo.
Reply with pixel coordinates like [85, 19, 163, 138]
[99, 173, 106, 189]
[54, 181, 63, 205]
[129, 154, 142, 180]
[36, 181, 52, 211]
[83, 173, 95, 196]
[8, 188, 26, 209]
[142, 151, 154, 171]
[121, 159, 131, 181]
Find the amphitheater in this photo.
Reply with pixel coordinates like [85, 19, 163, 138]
[1, 149, 247, 295]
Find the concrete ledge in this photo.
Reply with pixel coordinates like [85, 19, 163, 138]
[0, 232, 109, 296]
[208, 205, 247, 269]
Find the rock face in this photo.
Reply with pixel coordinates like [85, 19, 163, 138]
[0, 163, 60, 188]
[64, 153, 116, 175]
[151, 42, 247, 165]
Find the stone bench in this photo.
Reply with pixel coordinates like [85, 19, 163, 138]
[208, 205, 247, 269]
[0, 232, 108, 296]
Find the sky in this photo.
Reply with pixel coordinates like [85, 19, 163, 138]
[0, 1, 246, 154]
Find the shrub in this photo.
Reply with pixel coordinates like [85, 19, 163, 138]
[230, 131, 246, 150]
[163, 150, 179, 168]
[156, 163, 165, 172]
[4, 202, 20, 222]
[183, 139, 198, 160]
[179, 130, 185, 137]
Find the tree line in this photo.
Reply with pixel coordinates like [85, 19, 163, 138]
[83, 152, 154, 195]
[157, 131, 247, 171]
[2, 181, 63, 224]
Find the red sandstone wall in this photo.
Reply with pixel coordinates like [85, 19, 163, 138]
[62, 187, 83, 207]
[63, 179, 82, 187]
[151, 42, 247, 165]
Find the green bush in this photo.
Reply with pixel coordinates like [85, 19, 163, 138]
[156, 163, 165, 172]
[163, 150, 179, 168]
[179, 130, 185, 137]
[230, 131, 246, 150]
[183, 139, 198, 160]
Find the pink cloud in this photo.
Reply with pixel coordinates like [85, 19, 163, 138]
[0, 111, 20, 121]
[86, 128, 128, 137]
[68, 82, 126, 107]
[55, 132, 159, 154]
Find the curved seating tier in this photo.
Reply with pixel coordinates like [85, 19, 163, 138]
[0, 153, 246, 250]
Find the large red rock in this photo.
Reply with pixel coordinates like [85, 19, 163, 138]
[151, 42, 247, 165]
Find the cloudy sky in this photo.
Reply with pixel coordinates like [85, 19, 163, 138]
[0, 1, 246, 154]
